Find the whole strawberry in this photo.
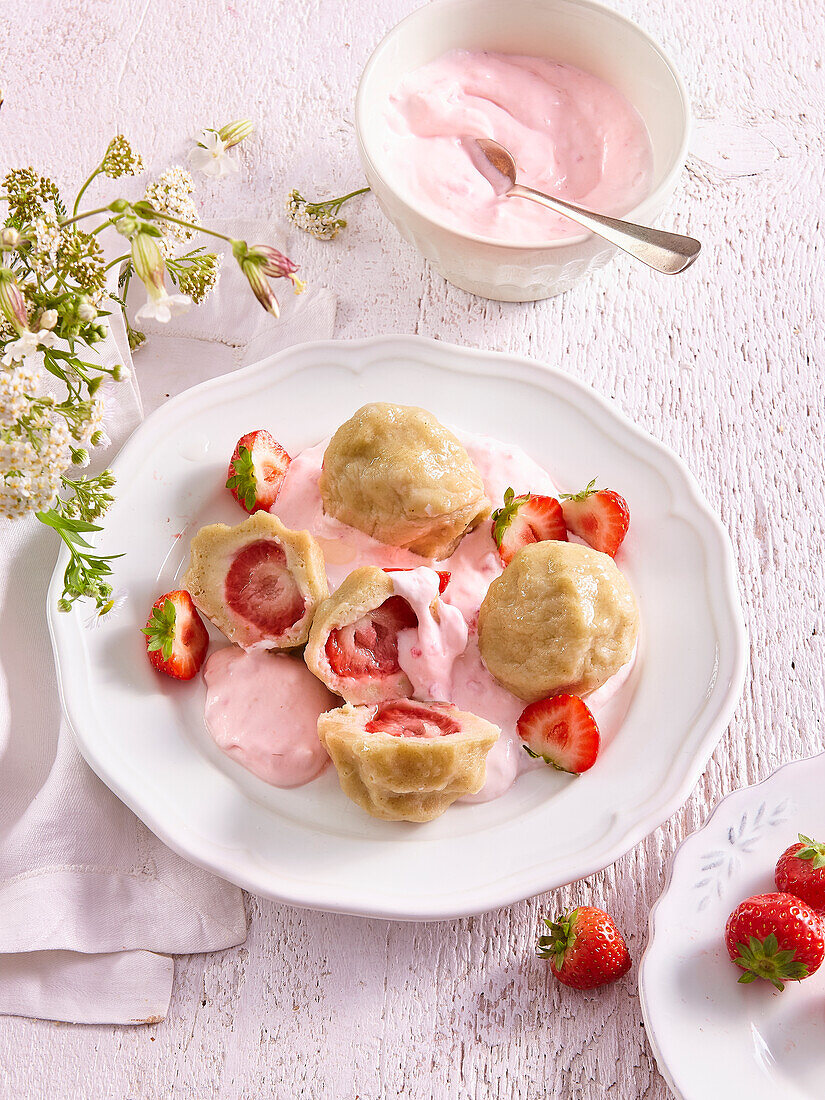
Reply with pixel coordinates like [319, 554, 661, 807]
[725, 892, 825, 991]
[537, 906, 631, 990]
[775, 834, 825, 912]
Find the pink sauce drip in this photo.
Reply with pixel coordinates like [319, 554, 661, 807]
[381, 50, 654, 244]
[203, 647, 337, 788]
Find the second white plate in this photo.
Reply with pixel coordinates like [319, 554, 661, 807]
[641, 753, 825, 1100]
[48, 336, 747, 919]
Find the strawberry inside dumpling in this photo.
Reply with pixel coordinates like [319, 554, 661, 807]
[184, 512, 329, 651]
[366, 699, 460, 739]
[225, 540, 305, 634]
[325, 595, 416, 679]
[306, 566, 427, 705]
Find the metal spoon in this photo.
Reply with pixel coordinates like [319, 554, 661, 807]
[463, 137, 701, 275]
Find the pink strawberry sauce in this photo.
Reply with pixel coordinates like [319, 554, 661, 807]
[205, 428, 637, 801]
[203, 647, 336, 787]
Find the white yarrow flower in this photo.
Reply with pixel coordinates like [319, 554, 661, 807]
[1, 328, 58, 367]
[135, 286, 193, 324]
[189, 130, 239, 179]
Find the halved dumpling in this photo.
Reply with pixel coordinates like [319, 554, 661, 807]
[184, 511, 328, 650]
[304, 566, 418, 704]
[319, 402, 490, 559]
[318, 699, 500, 822]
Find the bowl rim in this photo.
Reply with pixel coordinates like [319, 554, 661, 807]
[355, 0, 692, 252]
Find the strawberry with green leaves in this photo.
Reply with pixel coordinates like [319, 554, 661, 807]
[491, 487, 567, 565]
[142, 590, 209, 681]
[517, 694, 601, 775]
[560, 479, 630, 557]
[538, 906, 631, 990]
[725, 892, 825, 991]
[226, 429, 291, 513]
[775, 834, 825, 912]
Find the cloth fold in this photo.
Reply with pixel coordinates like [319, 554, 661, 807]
[0, 219, 336, 1024]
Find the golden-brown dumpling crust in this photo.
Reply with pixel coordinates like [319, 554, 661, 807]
[184, 511, 328, 650]
[304, 566, 413, 705]
[478, 540, 639, 701]
[318, 701, 500, 822]
[318, 402, 490, 559]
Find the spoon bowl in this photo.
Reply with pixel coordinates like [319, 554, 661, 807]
[465, 137, 701, 275]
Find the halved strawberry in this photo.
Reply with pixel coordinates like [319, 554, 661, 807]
[384, 567, 450, 594]
[325, 596, 417, 679]
[366, 699, 460, 739]
[224, 539, 305, 634]
[491, 488, 567, 565]
[560, 480, 630, 557]
[226, 430, 291, 513]
[142, 590, 209, 681]
[517, 694, 601, 774]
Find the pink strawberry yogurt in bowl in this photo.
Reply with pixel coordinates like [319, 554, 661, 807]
[355, 0, 690, 300]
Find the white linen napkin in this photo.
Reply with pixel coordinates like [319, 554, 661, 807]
[0, 221, 336, 1024]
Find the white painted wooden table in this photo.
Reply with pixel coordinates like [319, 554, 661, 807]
[1, 0, 823, 1096]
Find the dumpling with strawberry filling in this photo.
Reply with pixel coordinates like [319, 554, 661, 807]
[304, 566, 421, 704]
[184, 511, 328, 650]
[479, 540, 639, 702]
[319, 402, 490, 560]
[318, 700, 500, 822]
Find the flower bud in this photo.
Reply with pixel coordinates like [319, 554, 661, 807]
[91, 429, 108, 447]
[115, 214, 139, 238]
[248, 244, 298, 280]
[131, 231, 166, 293]
[0, 227, 21, 250]
[218, 119, 254, 148]
[109, 198, 130, 214]
[239, 257, 279, 318]
[71, 447, 91, 468]
[77, 301, 97, 322]
[39, 308, 59, 330]
[112, 362, 131, 381]
[0, 266, 29, 331]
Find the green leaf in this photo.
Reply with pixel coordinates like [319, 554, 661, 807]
[225, 445, 258, 511]
[560, 478, 598, 503]
[140, 598, 177, 661]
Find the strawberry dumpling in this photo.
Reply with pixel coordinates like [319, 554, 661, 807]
[184, 511, 329, 650]
[319, 402, 490, 560]
[479, 540, 638, 701]
[318, 699, 500, 822]
[304, 566, 420, 704]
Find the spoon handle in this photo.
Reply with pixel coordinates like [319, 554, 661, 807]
[509, 184, 701, 275]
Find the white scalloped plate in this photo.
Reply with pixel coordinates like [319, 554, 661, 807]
[47, 336, 747, 920]
[641, 753, 825, 1100]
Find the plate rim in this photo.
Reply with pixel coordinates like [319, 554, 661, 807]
[638, 750, 825, 1100]
[47, 334, 749, 920]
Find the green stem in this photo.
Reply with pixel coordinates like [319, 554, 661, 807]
[330, 186, 370, 206]
[59, 205, 111, 229]
[72, 168, 102, 217]
[104, 253, 129, 272]
[150, 211, 234, 243]
[92, 217, 118, 236]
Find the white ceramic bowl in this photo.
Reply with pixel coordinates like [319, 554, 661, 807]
[355, 0, 691, 301]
